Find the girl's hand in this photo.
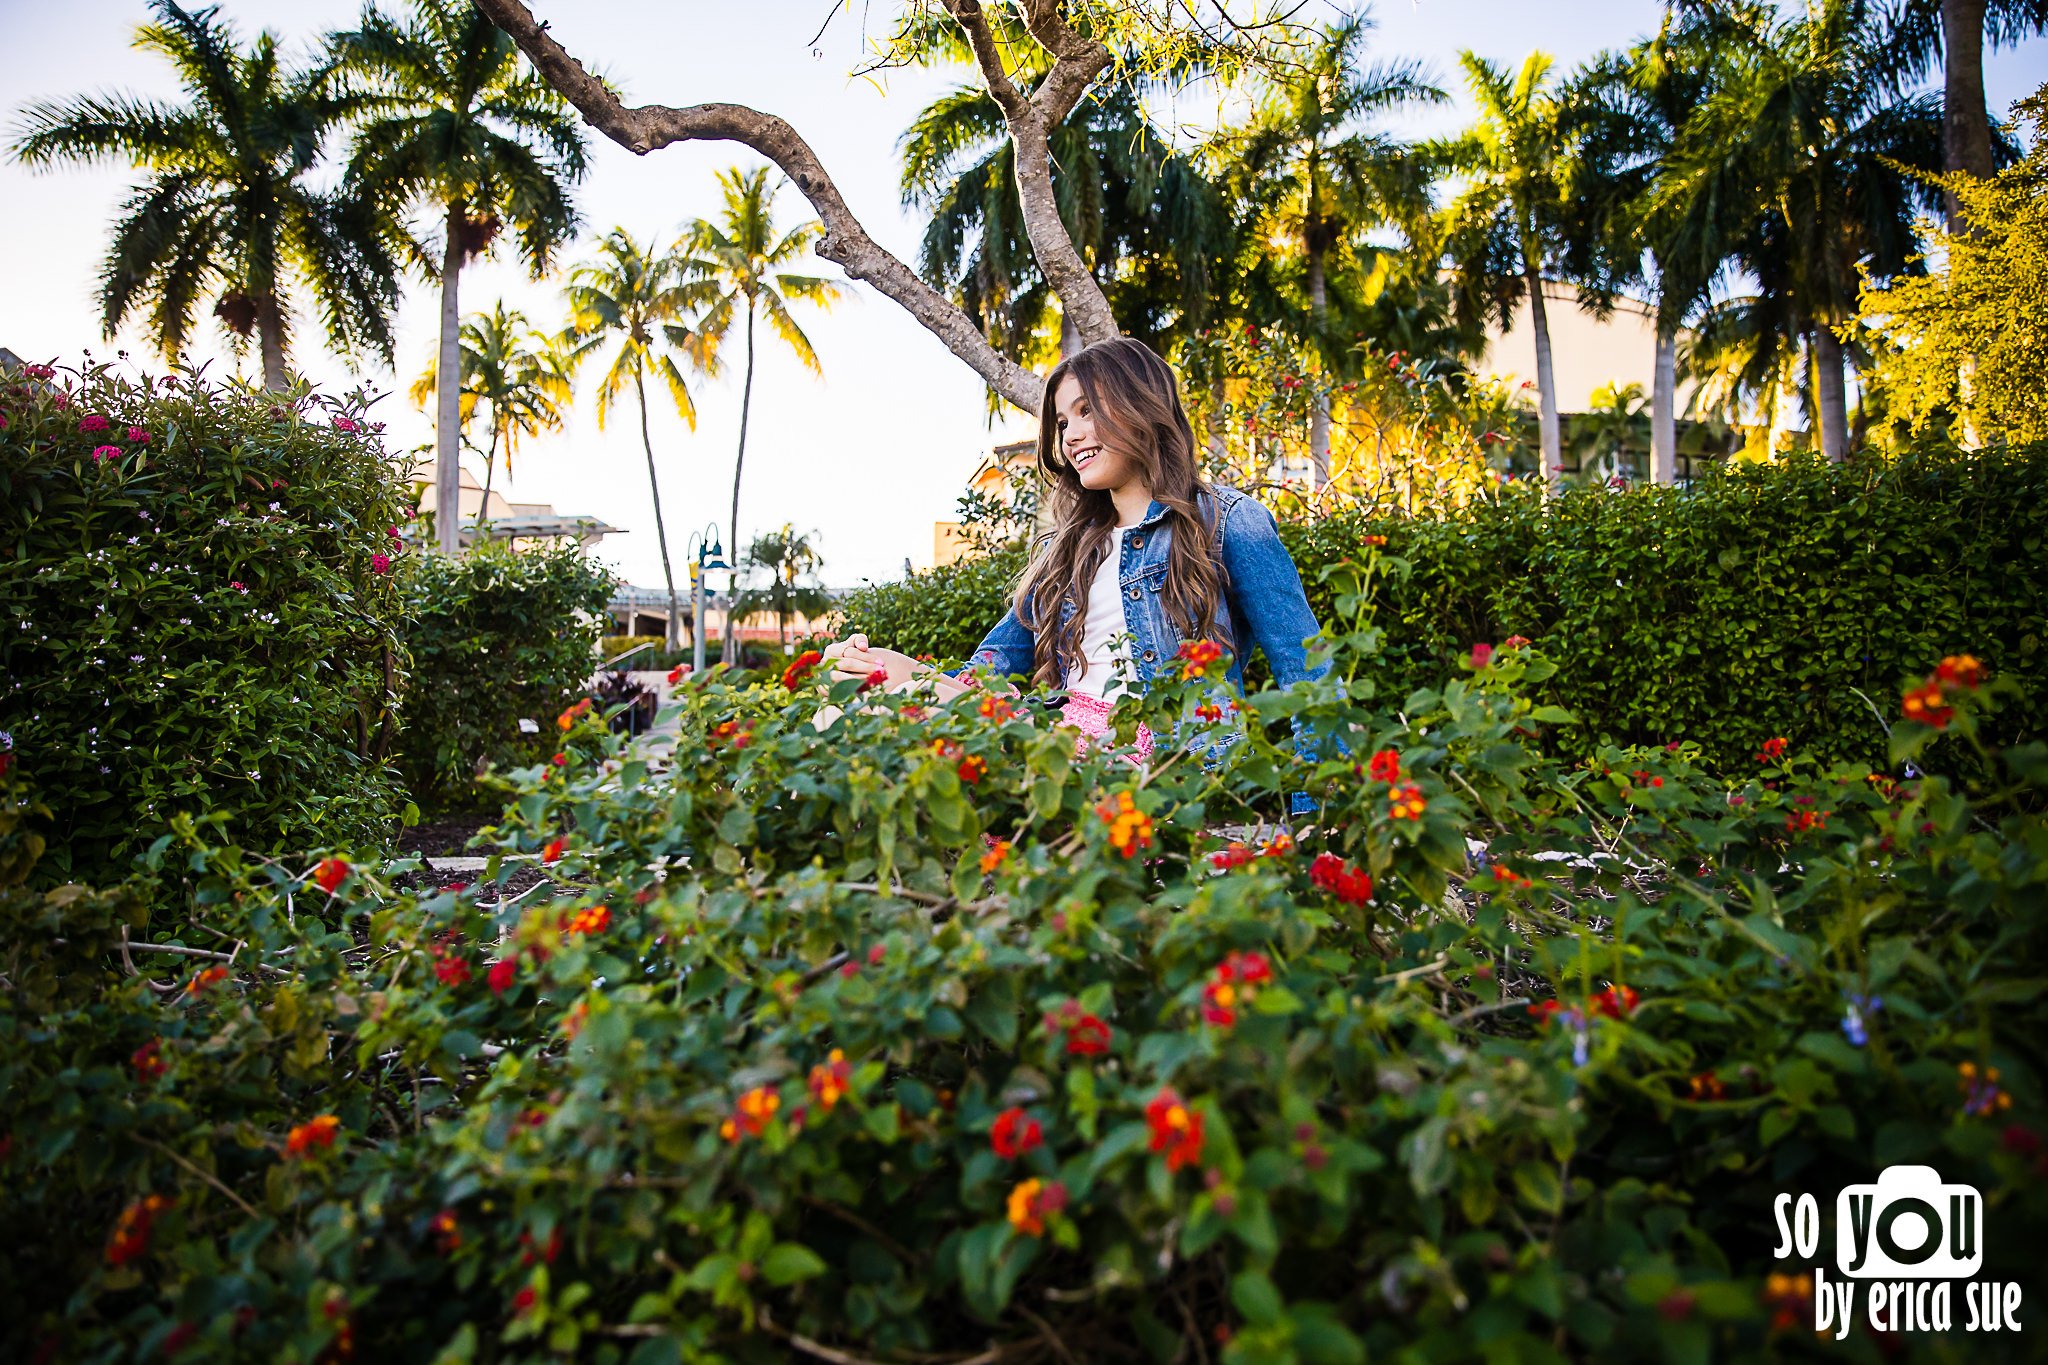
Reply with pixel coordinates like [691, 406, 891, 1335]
[823, 633, 919, 687]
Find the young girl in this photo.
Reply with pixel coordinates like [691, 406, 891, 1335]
[825, 335, 1327, 778]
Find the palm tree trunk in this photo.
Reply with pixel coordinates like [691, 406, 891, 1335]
[1060, 309, 1082, 360]
[435, 204, 465, 555]
[724, 302, 758, 664]
[1813, 325, 1849, 463]
[1306, 247, 1331, 487]
[255, 294, 288, 392]
[478, 425, 501, 541]
[1651, 316, 1678, 485]
[634, 369, 684, 653]
[1525, 263, 1562, 488]
[1941, 0, 1996, 231]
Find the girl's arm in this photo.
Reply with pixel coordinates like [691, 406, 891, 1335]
[1218, 497, 1327, 688]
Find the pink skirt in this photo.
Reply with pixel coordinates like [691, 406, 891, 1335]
[1059, 692, 1153, 764]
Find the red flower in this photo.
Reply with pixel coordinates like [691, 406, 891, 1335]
[433, 949, 471, 987]
[78, 414, 110, 433]
[1309, 851, 1374, 905]
[1469, 642, 1494, 669]
[1209, 842, 1256, 871]
[518, 1229, 563, 1265]
[782, 650, 825, 690]
[1194, 702, 1223, 723]
[370, 553, 392, 575]
[1367, 748, 1402, 784]
[1200, 979, 1239, 1027]
[709, 719, 751, 749]
[1145, 1088, 1206, 1171]
[557, 698, 593, 731]
[132, 1038, 168, 1082]
[542, 838, 565, 864]
[1755, 736, 1788, 763]
[1096, 790, 1153, 857]
[859, 666, 889, 693]
[1503, 634, 1531, 649]
[1044, 1002, 1114, 1057]
[488, 958, 518, 995]
[1590, 984, 1639, 1019]
[430, 1208, 461, 1254]
[990, 1107, 1043, 1159]
[91, 444, 122, 463]
[106, 1194, 173, 1265]
[512, 1285, 538, 1317]
[564, 905, 609, 935]
[1005, 1177, 1066, 1236]
[313, 857, 349, 894]
[667, 664, 690, 685]
[957, 754, 987, 784]
[185, 965, 228, 997]
[1901, 680, 1953, 728]
[978, 694, 1017, 722]
[285, 1114, 341, 1157]
[719, 1085, 781, 1142]
[332, 417, 360, 434]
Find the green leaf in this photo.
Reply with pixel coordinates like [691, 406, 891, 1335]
[760, 1243, 828, 1286]
[1231, 1269, 1285, 1327]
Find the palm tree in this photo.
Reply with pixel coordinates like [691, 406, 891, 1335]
[1212, 16, 1443, 483]
[1571, 380, 1650, 482]
[1886, 0, 2046, 228]
[407, 301, 571, 538]
[676, 167, 843, 662]
[1430, 52, 1585, 488]
[8, 0, 400, 389]
[562, 228, 710, 653]
[1565, 10, 1742, 483]
[327, 0, 589, 553]
[1660, 0, 1945, 461]
[901, 58, 1232, 376]
[731, 527, 832, 651]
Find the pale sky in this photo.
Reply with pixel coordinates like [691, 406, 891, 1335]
[3, 1, 2041, 591]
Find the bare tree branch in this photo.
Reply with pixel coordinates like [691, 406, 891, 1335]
[939, 0, 1120, 346]
[473, 0, 1044, 412]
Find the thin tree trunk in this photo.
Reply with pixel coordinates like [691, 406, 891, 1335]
[634, 369, 683, 653]
[1525, 264, 1562, 488]
[1060, 309, 1082, 360]
[1207, 376, 1227, 465]
[1813, 325, 1849, 463]
[1306, 246, 1331, 487]
[255, 294, 288, 392]
[724, 303, 757, 664]
[435, 204, 465, 554]
[1941, 0, 1995, 231]
[1651, 317, 1678, 485]
[478, 425, 500, 542]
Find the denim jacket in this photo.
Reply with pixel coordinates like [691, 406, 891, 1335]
[959, 487, 1329, 813]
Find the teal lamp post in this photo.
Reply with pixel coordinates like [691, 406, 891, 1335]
[687, 525, 728, 676]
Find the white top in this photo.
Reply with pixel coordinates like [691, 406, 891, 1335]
[1070, 527, 1135, 701]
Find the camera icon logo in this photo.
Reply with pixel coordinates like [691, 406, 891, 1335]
[1836, 1165, 1983, 1279]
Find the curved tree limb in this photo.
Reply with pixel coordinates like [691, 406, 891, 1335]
[473, 0, 1044, 412]
[939, 0, 1120, 347]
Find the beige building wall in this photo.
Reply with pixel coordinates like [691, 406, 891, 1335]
[1477, 281, 1696, 414]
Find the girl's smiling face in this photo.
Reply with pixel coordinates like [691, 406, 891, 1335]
[1053, 374, 1139, 493]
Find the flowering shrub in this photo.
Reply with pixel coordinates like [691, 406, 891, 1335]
[2, 601, 2045, 1362]
[393, 539, 616, 808]
[0, 360, 409, 889]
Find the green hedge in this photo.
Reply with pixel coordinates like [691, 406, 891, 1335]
[396, 540, 616, 809]
[0, 362, 409, 887]
[841, 444, 2048, 773]
[4, 620, 2044, 1361]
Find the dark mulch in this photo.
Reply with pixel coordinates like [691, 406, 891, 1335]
[395, 811, 497, 859]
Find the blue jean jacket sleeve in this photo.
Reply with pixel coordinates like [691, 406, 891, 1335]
[1219, 497, 1335, 816]
[955, 601, 1038, 682]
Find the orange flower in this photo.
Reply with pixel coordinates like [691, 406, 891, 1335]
[1590, 984, 1639, 1019]
[1901, 679, 1954, 728]
[781, 650, 824, 690]
[430, 1207, 461, 1254]
[980, 839, 1011, 874]
[564, 905, 609, 936]
[1386, 783, 1426, 821]
[978, 695, 1016, 722]
[1686, 1072, 1727, 1102]
[131, 1038, 168, 1082]
[1201, 978, 1239, 1027]
[1362, 534, 1387, 548]
[561, 1001, 590, 1039]
[709, 719, 751, 749]
[720, 1085, 781, 1142]
[542, 838, 565, 864]
[185, 965, 228, 997]
[1935, 654, 1985, 690]
[1005, 1177, 1067, 1237]
[285, 1114, 341, 1158]
[808, 1050, 851, 1111]
[1096, 790, 1154, 857]
[313, 857, 349, 893]
[1145, 1088, 1206, 1171]
[557, 698, 593, 731]
[1176, 639, 1224, 680]
[1194, 702, 1223, 723]
[106, 1193, 173, 1266]
[1502, 634, 1532, 649]
[1763, 1272, 1812, 1331]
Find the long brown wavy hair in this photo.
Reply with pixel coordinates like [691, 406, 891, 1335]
[1013, 335, 1229, 688]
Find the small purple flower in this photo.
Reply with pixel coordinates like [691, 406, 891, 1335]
[332, 416, 359, 434]
[78, 414, 110, 433]
[127, 426, 150, 444]
[370, 552, 392, 574]
[91, 445, 121, 463]
[1841, 994, 1880, 1047]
